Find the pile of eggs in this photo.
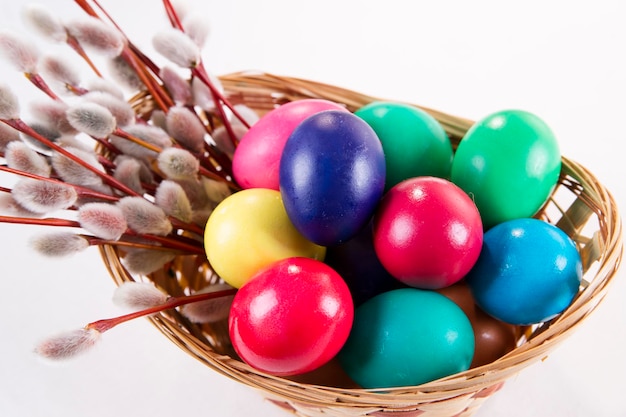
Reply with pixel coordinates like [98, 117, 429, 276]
[202, 98, 583, 389]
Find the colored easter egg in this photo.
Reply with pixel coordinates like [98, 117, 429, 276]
[324, 221, 404, 306]
[285, 357, 360, 388]
[437, 281, 519, 368]
[338, 288, 474, 388]
[280, 110, 386, 246]
[229, 257, 354, 376]
[373, 177, 483, 289]
[355, 101, 453, 190]
[466, 218, 582, 325]
[450, 109, 561, 229]
[203, 188, 325, 288]
[232, 99, 348, 190]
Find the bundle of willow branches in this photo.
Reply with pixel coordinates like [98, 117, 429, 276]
[0, 0, 249, 356]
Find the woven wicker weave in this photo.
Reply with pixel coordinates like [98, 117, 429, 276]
[100, 71, 623, 417]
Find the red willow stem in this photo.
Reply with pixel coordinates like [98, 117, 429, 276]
[0, 215, 80, 227]
[162, 0, 184, 29]
[1, 118, 141, 197]
[161, 0, 249, 136]
[0, 214, 205, 254]
[88, 287, 237, 333]
[75, 0, 240, 180]
[119, 47, 173, 113]
[0, 165, 119, 202]
[1, 165, 206, 237]
[127, 231, 204, 253]
[66, 83, 90, 96]
[84, 235, 199, 253]
[72, 0, 99, 17]
[73, 0, 173, 112]
[25, 73, 60, 100]
[192, 65, 246, 149]
[65, 34, 103, 78]
[90, 0, 161, 76]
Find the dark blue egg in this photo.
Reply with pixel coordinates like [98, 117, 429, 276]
[466, 218, 582, 325]
[325, 222, 405, 306]
[279, 110, 386, 246]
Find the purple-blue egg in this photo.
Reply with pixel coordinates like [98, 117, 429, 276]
[466, 218, 582, 325]
[279, 110, 386, 246]
[324, 222, 406, 306]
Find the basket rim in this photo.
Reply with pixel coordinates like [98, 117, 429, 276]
[101, 71, 624, 410]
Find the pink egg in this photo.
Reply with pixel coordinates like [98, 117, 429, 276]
[373, 177, 483, 289]
[232, 99, 348, 190]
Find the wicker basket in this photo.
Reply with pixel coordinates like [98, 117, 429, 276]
[100, 71, 623, 417]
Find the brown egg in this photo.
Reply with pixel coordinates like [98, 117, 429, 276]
[437, 281, 518, 368]
[284, 357, 361, 388]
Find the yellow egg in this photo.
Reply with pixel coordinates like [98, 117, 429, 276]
[204, 188, 326, 288]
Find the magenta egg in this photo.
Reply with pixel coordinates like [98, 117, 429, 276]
[373, 177, 483, 289]
[232, 99, 348, 190]
[228, 257, 354, 376]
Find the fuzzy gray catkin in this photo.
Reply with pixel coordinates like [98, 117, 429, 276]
[155, 180, 194, 223]
[5, 140, 52, 177]
[30, 232, 89, 257]
[152, 27, 200, 68]
[22, 4, 67, 42]
[0, 30, 39, 73]
[66, 16, 125, 57]
[11, 178, 78, 213]
[157, 147, 200, 180]
[66, 102, 117, 138]
[78, 202, 128, 241]
[35, 328, 101, 360]
[117, 196, 173, 236]
[112, 282, 168, 310]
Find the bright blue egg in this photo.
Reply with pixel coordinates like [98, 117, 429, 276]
[279, 110, 386, 246]
[466, 218, 582, 325]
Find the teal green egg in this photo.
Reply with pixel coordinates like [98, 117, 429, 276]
[337, 288, 475, 389]
[450, 109, 561, 229]
[355, 101, 453, 190]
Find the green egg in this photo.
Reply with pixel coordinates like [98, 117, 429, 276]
[337, 288, 475, 389]
[450, 109, 561, 229]
[355, 101, 453, 190]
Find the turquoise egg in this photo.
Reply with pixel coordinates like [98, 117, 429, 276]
[466, 218, 582, 325]
[337, 288, 475, 388]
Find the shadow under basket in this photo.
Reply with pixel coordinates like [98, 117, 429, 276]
[100, 72, 624, 417]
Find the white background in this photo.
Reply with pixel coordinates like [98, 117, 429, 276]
[0, 1, 625, 416]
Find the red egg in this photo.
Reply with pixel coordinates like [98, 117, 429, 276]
[228, 257, 354, 376]
[373, 177, 483, 289]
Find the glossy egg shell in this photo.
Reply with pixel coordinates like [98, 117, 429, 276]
[466, 218, 582, 325]
[450, 109, 561, 229]
[373, 176, 483, 289]
[203, 188, 326, 288]
[355, 101, 453, 190]
[280, 110, 386, 246]
[232, 99, 348, 190]
[324, 221, 405, 306]
[437, 281, 519, 368]
[338, 288, 475, 388]
[228, 257, 354, 376]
